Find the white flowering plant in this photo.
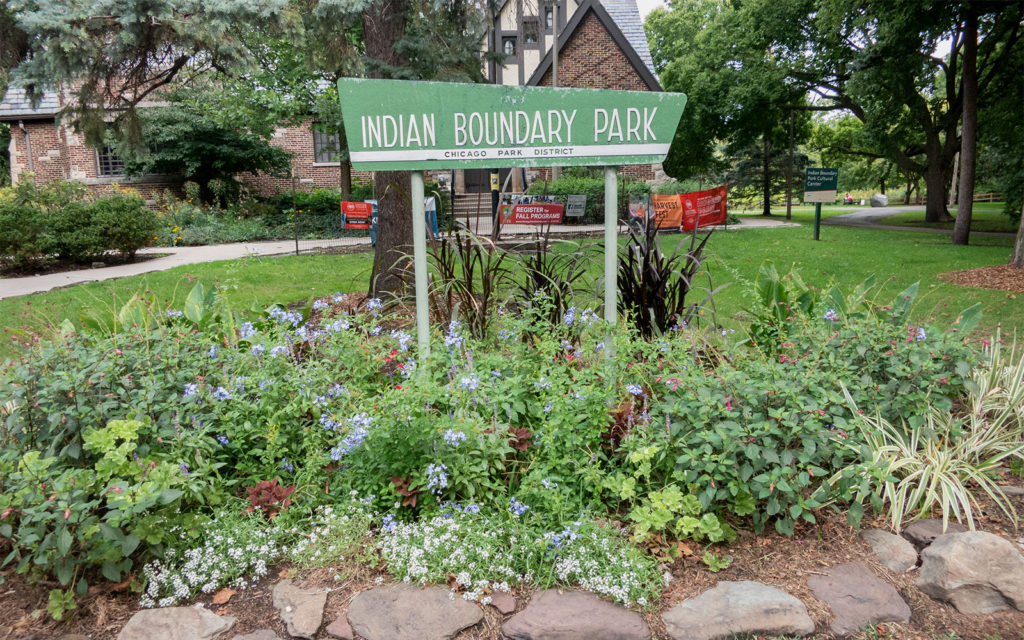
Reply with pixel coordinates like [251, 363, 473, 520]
[378, 508, 661, 608]
[140, 507, 280, 608]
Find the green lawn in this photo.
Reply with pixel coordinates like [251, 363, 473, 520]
[731, 203, 854, 221]
[2, 220, 1019, 362]
[877, 202, 1018, 233]
[0, 252, 373, 361]
[692, 225, 1019, 335]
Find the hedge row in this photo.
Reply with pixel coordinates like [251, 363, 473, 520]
[0, 193, 159, 268]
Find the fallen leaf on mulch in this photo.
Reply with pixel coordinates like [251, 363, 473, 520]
[938, 264, 1024, 293]
[212, 587, 236, 605]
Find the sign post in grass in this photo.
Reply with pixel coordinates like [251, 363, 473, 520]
[339, 78, 687, 354]
[804, 168, 839, 241]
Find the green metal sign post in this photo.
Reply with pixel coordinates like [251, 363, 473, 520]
[804, 167, 838, 241]
[339, 79, 687, 355]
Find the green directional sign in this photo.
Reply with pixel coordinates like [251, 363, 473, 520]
[338, 79, 687, 171]
[804, 167, 839, 203]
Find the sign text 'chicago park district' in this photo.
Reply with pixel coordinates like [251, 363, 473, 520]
[338, 79, 687, 171]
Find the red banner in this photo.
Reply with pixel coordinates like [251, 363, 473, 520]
[679, 186, 727, 230]
[500, 202, 564, 225]
[342, 201, 373, 229]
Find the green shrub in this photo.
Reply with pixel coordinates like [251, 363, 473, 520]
[0, 201, 43, 267]
[91, 195, 158, 258]
[652, 178, 703, 195]
[41, 201, 104, 263]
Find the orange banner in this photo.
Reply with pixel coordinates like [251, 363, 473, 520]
[651, 194, 683, 228]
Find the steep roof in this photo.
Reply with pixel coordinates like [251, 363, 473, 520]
[0, 85, 60, 121]
[526, 0, 662, 91]
[496, 0, 656, 80]
[601, 0, 656, 77]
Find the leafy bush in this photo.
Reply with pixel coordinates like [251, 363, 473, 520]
[0, 201, 43, 267]
[115, 105, 292, 204]
[653, 178, 702, 195]
[0, 271, 992, 614]
[90, 195, 159, 259]
[42, 201, 104, 263]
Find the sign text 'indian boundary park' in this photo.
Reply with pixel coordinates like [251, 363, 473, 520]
[338, 78, 687, 355]
[338, 79, 687, 171]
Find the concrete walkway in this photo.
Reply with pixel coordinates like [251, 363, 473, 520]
[0, 238, 370, 300]
[0, 216, 796, 300]
[824, 205, 1016, 237]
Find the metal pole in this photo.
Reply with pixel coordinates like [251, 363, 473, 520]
[813, 202, 822, 241]
[604, 166, 618, 325]
[411, 171, 430, 357]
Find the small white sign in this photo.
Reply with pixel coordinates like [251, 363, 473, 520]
[803, 190, 837, 203]
[566, 194, 587, 217]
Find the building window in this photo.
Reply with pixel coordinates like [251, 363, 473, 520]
[96, 146, 125, 177]
[313, 126, 341, 164]
[502, 37, 516, 56]
[523, 18, 539, 44]
[545, 7, 554, 29]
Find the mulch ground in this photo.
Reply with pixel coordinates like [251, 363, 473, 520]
[939, 264, 1024, 293]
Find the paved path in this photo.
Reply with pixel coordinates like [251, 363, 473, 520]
[824, 205, 1016, 237]
[0, 216, 795, 301]
[0, 238, 370, 300]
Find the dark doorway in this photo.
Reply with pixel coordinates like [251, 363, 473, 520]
[463, 168, 512, 193]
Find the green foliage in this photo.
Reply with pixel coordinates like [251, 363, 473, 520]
[0, 265, 999, 612]
[0, 184, 156, 267]
[90, 195, 159, 259]
[4, 0, 294, 145]
[832, 387, 1024, 532]
[117, 106, 292, 204]
[0, 199, 43, 267]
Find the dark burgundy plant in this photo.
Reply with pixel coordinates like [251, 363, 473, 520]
[244, 478, 296, 519]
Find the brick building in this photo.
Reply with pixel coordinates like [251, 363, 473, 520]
[0, 87, 361, 200]
[0, 86, 184, 200]
[456, 0, 661, 192]
[2, 0, 658, 198]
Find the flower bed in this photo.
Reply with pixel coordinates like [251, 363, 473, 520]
[2, 271, 1017, 622]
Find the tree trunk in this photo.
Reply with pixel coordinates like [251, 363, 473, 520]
[340, 160, 352, 201]
[953, 9, 978, 246]
[761, 135, 771, 216]
[1011, 203, 1024, 268]
[923, 131, 952, 222]
[363, 0, 412, 296]
[880, 178, 885, 195]
[905, 175, 913, 205]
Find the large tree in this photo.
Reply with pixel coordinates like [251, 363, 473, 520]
[2, 0, 487, 295]
[648, 0, 1024, 225]
[647, 0, 811, 213]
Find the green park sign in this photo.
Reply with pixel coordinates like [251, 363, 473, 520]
[804, 167, 839, 203]
[338, 79, 687, 171]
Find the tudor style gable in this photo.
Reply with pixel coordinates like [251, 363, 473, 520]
[487, 0, 659, 92]
[530, 0, 661, 91]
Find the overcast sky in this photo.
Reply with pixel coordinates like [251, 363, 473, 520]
[636, 0, 667, 20]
